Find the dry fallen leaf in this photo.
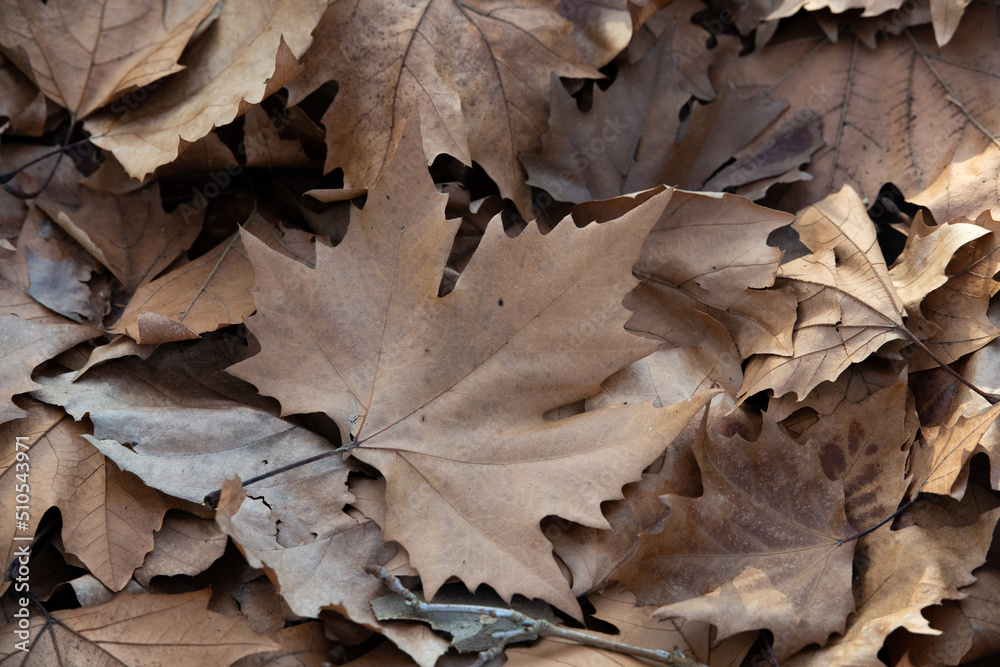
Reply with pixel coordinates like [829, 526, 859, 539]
[627, 188, 797, 363]
[215, 478, 451, 667]
[37, 182, 201, 294]
[0, 314, 97, 424]
[0, 0, 219, 119]
[285, 0, 598, 212]
[109, 212, 317, 344]
[1, 399, 166, 592]
[506, 584, 757, 666]
[615, 413, 857, 659]
[784, 503, 1000, 666]
[228, 120, 715, 615]
[0, 589, 277, 665]
[84, 0, 327, 178]
[724, 5, 1000, 221]
[740, 185, 909, 402]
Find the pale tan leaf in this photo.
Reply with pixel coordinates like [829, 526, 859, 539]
[85, 0, 327, 178]
[215, 479, 450, 667]
[285, 0, 598, 212]
[109, 213, 316, 344]
[0, 589, 277, 665]
[740, 186, 908, 402]
[912, 401, 1000, 498]
[905, 210, 1000, 370]
[133, 512, 227, 587]
[0, 0, 219, 118]
[628, 189, 797, 363]
[0, 314, 98, 424]
[1, 400, 166, 591]
[30, 338, 347, 544]
[37, 183, 201, 294]
[900, 569, 1000, 666]
[784, 506, 1000, 666]
[888, 214, 989, 321]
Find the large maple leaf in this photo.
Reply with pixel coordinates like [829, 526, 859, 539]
[228, 121, 714, 614]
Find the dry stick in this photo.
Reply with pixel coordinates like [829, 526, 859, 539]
[365, 565, 708, 667]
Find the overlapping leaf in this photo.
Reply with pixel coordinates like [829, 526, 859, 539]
[228, 121, 714, 614]
[614, 415, 857, 659]
[285, 0, 598, 212]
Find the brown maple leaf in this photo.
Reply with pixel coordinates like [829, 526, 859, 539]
[0, 589, 277, 664]
[0, 0, 220, 119]
[228, 120, 716, 615]
[285, 0, 599, 212]
[84, 0, 327, 178]
[783, 501, 1000, 665]
[1, 399, 167, 592]
[614, 413, 857, 659]
[740, 186, 910, 401]
[723, 5, 1000, 221]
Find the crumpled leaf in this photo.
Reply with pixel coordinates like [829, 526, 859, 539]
[0, 589, 277, 665]
[37, 182, 202, 294]
[904, 210, 1000, 370]
[614, 414, 857, 659]
[228, 120, 715, 615]
[627, 188, 797, 364]
[0, 314, 98, 424]
[0, 0, 220, 118]
[784, 503, 1000, 665]
[29, 336, 349, 544]
[888, 214, 990, 323]
[740, 185, 908, 402]
[899, 568, 1000, 665]
[109, 212, 317, 344]
[85, 0, 327, 178]
[215, 478, 451, 667]
[285, 0, 598, 212]
[910, 401, 1000, 498]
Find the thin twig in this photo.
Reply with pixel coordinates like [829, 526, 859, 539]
[365, 565, 707, 667]
[899, 327, 1000, 404]
[4, 118, 79, 199]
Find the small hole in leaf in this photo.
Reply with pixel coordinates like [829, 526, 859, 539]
[498, 298, 504, 307]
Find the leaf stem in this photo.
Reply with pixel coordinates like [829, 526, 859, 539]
[203, 444, 353, 508]
[900, 327, 999, 404]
